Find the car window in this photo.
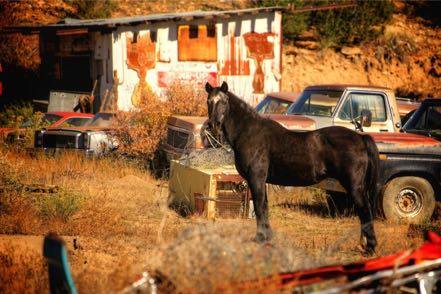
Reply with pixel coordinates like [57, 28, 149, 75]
[256, 96, 291, 114]
[58, 117, 92, 127]
[339, 93, 387, 122]
[43, 114, 63, 124]
[421, 106, 441, 130]
[88, 113, 115, 127]
[287, 90, 341, 117]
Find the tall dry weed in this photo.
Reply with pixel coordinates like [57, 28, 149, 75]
[164, 81, 207, 116]
[0, 243, 49, 294]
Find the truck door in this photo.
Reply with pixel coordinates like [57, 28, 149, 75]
[333, 92, 394, 132]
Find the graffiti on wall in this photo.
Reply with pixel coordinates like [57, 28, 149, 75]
[158, 71, 217, 88]
[126, 32, 156, 106]
[243, 32, 275, 94]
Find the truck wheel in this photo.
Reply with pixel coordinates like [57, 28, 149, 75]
[382, 176, 435, 224]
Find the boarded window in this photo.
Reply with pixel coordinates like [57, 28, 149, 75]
[178, 24, 217, 61]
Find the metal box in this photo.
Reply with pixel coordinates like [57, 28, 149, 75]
[169, 160, 252, 219]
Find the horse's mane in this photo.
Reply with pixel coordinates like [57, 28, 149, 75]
[226, 91, 260, 119]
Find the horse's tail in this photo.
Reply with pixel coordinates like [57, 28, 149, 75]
[362, 134, 380, 216]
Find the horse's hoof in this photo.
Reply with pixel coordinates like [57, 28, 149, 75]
[361, 247, 375, 257]
[254, 232, 271, 243]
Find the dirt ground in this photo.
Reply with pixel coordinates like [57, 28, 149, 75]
[0, 151, 435, 293]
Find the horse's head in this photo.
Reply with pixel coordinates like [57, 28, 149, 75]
[205, 81, 229, 139]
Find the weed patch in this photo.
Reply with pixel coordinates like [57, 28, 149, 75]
[33, 188, 83, 222]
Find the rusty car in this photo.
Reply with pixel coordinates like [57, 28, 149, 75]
[1, 111, 93, 144]
[34, 112, 117, 156]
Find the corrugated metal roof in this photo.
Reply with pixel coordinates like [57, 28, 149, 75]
[1, 7, 283, 34]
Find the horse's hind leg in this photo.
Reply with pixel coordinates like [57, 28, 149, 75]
[248, 172, 272, 242]
[343, 179, 377, 255]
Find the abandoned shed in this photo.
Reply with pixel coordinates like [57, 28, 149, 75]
[5, 7, 283, 112]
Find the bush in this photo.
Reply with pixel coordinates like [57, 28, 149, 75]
[254, 0, 394, 47]
[311, 0, 394, 48]
[252, 0, 309, 40]
[113, 90, 171, 161]
[0, 102, 49, 148]
[111, 82, 207, 164]
[64, 0, 117, 19]
[34, 188, 83, 222]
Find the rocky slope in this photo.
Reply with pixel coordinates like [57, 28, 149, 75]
[282, 13, 441, 98]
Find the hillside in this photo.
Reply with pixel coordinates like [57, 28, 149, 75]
[282, 12, 441, 98]
[1, 0, 440, 99]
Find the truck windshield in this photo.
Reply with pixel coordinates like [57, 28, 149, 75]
[286, 90, 342, 117]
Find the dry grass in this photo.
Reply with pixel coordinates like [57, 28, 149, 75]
[0, 148, 436, 293]
[0, 241, 49, 294]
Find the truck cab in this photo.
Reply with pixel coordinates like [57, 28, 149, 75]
[285, 84, 404, 132]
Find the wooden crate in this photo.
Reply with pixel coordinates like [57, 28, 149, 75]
[169, 160, 251, 218]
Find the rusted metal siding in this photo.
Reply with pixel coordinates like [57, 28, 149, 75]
[110, 10, 282, 110]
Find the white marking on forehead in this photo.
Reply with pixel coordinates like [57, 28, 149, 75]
[212, 95, 221, 104]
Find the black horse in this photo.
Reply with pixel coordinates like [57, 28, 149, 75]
[205, 81, 380, 255]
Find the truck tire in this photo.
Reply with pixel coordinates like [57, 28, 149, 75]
[382, 176, 435, 224]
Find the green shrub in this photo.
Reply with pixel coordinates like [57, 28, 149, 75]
[311, 0, 394, 48]
[253, 0, 394, 47]
[34, 188, 83, 222]
[0, 102, 34, 127]
[64, 0, 117, 19]
[0, 102, 49, 149]
[253, 0, 309, 40]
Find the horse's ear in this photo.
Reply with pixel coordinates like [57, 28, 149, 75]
[205, 82, 213, 94]
[220, 81, 228, 93]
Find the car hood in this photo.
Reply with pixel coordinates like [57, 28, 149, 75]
[167, 115, 207, 132]
[265, 114, 316, 130]
[370, 132, 441, 155]
[0, 127, 15, 133]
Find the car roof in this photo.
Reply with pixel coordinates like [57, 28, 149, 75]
[265, 91, 299, 102]
[304, 84, 391, 91]
[421, 98, 441, 104]
[46, 111, 94, 118]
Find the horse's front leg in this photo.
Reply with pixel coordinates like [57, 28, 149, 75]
[248, 170, 272, 243]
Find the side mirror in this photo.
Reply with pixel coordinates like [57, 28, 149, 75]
[359, 109, 372, 128]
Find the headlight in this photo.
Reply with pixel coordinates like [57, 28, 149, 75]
[82, 132, 90, 149]
[34, 130, 44, 147]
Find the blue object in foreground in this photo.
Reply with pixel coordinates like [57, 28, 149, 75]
[43, 233, 77, 294]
